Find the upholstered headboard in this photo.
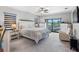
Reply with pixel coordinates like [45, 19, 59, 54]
[19, 20, 35, 29]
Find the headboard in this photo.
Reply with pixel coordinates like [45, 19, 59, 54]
[18, 19, 46, 30]
[18, 20, 34, 29]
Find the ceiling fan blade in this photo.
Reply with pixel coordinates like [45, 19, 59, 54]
[44, 9, 48, 13]
[37, 7, 48, 13]
[40, 7, 44, 11]
[37, 7, 43, 12]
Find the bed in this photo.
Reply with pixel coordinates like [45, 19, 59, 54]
[20, 28, 49, 43]
[19, 21, 49, 43]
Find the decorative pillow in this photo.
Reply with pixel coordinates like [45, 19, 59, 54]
[59, 32, 70, 41]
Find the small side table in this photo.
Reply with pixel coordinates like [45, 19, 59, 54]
[10, 30, 19, 40]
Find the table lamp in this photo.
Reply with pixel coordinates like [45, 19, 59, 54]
[11, 23, 16, 31]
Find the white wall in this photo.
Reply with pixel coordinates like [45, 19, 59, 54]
[60, 23, 70, 34]
[73, 23, 79, 39]
[0, 6, 72, 29]
[73, 8, 77, 23]
[0, 6, 35, 26]
[42, 12, 71, 23]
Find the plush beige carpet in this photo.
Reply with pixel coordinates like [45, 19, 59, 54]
[9, 32, 73, 52]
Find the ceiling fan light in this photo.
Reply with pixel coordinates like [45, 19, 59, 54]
[65, 8, 68, 10]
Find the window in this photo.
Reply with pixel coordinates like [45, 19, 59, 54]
[4, 12, 16, 29]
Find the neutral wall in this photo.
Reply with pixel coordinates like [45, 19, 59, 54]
[0, 6, 72, 28]
[73, 8, 77, 23]
[73, 23, 79, 39]
[42, 12, 72, 23]
[0, 6, 35, 26]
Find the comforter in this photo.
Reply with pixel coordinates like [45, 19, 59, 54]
[20, 28, 49, 43]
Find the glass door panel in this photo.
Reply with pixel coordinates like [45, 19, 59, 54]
[47, 18, 61, 32]
[47, 19, 53, 32]
[52, 19, 60, 32]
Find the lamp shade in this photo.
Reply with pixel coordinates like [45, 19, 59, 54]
[11, 23, 16, 30]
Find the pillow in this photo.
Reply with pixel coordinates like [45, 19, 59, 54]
[40, 23, 46, 28]
[19, 21, 34, 29]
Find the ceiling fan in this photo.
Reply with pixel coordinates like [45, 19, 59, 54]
[38, 7, 48, 13]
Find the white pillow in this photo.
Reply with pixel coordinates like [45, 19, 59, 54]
[19, 21, 34, 29]
[40, 23, 46, 28]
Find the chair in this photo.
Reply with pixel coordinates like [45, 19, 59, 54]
[59, 23, 70, 41]
[59, 31, 70, 41]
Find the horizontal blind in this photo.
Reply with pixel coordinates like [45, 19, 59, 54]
[4, 12, 16, 29]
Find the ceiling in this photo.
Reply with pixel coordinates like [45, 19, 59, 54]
[8, 6, 76, 15]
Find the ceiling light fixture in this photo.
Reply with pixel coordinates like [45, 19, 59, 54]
[38, 7, 48, 13]
[36, 7, 48, 16]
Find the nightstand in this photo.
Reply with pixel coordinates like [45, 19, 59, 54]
[10, 30, 19, 40]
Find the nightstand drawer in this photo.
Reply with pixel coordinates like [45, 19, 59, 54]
[10, 31, 19, 40]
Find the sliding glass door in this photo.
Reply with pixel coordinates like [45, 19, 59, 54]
[47, 19, 53, 32]
[47, 18, 61, 32]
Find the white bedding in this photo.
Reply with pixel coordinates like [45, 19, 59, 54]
[20, 28, 49, 43]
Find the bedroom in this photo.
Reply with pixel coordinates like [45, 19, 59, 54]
[0, 6, 77, 52]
